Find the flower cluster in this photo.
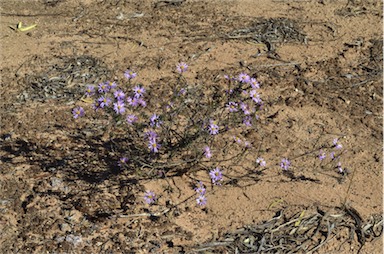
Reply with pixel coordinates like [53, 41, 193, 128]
[318, 138, 345, 173]
[195, 181, 207, 206]
[71, 61, 353, 213]
[222, 72, 263, 129]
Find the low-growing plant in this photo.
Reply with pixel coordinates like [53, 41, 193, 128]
[72, 63, 348, 207]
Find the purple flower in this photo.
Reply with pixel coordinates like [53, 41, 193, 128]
[166, 102, 174, 111]
[337, 162, 343, 173]
[126, 114, 138, 125]
[98, 96, 111, 108]
[92, 101, 102, 111]
[124, 70, 137, 80]
[250, 78, 260, 89]
[127, 97, 146, 107]
[114, 90, 126, 101]
[250, 90, 262, 104]
[146, 130, 157, 140]
[330, 151, 335, 160]
[204, 146, 212, 158]
[144, 190, 156, 205]
[196, 195, 207, 206]
[176, 62, 188, 73]
[225, 89, 234, 95]
[242, 90, 249, 97]
[319, 150, 326, 161]
[179, 88, 187, 96]
[118, 157, 129, 167]
[148, 139, 160, 153]
[209, 167, 223, 185]
[280, 158, 291, 171]
[194, 181, 206, 196]
[208, 120, 219, 135]
[238, 73, 250, 83]
[72, 106, 85, 119]
[233, 136, 242, 144]
[107, 81, 117, 90]
[98, 82, 110, 93]
[333, 138, 343, 149]
[243, 116, 252, 126]
[226, 101, 238, 112]
[150, 114, 162, 128]
[113, 101, 126, 114]
[137, 98, 147, 107]
[85, 85, 95, 96]
[332, 138, 338, 145]
[256, 157, 266, 167]
[239, 102, 253, 115]
[133, 85, 145, 98]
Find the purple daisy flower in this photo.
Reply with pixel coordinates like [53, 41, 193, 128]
[118, 157, 129, 167]
[280, 158, 291, 171]
[146, 130, 158, 141]
[226, 101, 238, 112]
[137, 98, 147, 107]
[113, 101, 126, 114]
[133, 85, 145, 98]
[98, 82, 110, 93]
[204, 146, 212, 159]
[337, 162, 343, 173]
[194, 181, 206, 196]
[85, 85, 95, 97]
[333, 138, 343, 149]
[72, 106, 85, 119]
[243, 116, 252, 126]
[148, 139, 160, 153]
[208, 120, 219, 135]
[124, 70, 137, 80]
[209, 167, 223, 185]
[250, 78, 260, 89]
[176, 62, 188, 73]
[107, 81, 117, 90]
[126, 114, 138, 125]
[238, 73, 250, 83]
[128, 97, 146, 107]
[114, 90, 126, 101]
[196, 195, 207, 206]
[239, 102, 253, 115]
[319, 150, 326, 161]
[256, 157, 266, 167]
[178, 88, 187, 96]
[98, 96, 111, 108]
[144, 190, 156, 205]
[233, 136, 242, 144]
[150, 114, 162, 128]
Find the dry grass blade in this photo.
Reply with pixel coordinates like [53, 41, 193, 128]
[226, 17, 307, 46]
[193, 207, 383, 253]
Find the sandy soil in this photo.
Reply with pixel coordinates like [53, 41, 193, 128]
[0, 0, 383, 253]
